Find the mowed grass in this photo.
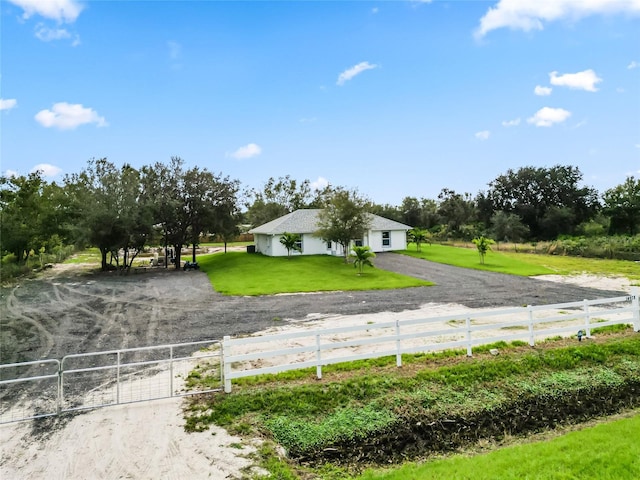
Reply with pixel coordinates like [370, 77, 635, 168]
[197, 251, 433, 295]
[401, 244, 554, 276]
[63, 248, 101, 264]
[357, 412, 640, 480]
[499, 251, 640, 282]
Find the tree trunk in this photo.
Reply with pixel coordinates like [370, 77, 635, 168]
[192, 243, 196, 263]
[100, 247, 108, 271]
[174, 245, 182, 269]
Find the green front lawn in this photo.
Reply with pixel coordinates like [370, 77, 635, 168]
[401, 244, 554, 276]
[197, 252, 433, 296]
[358, 412, 640, 480]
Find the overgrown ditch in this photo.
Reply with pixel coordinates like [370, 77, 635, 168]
[185, 330, 640, 473]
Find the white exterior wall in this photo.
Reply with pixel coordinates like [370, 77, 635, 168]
[366, 230, 407, 252]
[389, 230, 408, 251]
[302, 234, 331, 255]
[253, 233, 330, 257]
[254, 231, 407, 256]
[254, 234, 272, 256]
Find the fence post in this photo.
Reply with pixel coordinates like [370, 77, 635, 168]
[527, 305, 535, 347]
[57, 360, 63, 414]
[395, 319, 402, 367]
[465, 315, 472, 357]
[632, 287, 640, 332]
[583, 299, 591, 338]
[316, 334, 322, 380]
[169, 345, 174, 397]
[223, 336, 232, 393]
[116, 351, 121, 404]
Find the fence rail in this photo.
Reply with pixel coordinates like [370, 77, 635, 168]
[0, 340, 221, 424]
[222, 288, 640, 392]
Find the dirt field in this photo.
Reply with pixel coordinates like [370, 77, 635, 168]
[0, 253, 629, 366]
[0, 254, 633, 479]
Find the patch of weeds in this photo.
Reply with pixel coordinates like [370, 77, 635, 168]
[591, 323, 632, 335]
[265, 404, 396, 456]
[253, 442, 300, 480]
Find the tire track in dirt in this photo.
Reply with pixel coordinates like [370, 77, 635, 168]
[3, 286, 55, 360]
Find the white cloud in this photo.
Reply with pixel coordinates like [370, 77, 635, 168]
[372, 7, 379, 14]
[475, 0, 640, 38]
[336, 61, 378, 86]
[628, 60, 639, 70]
[534, 85, 552, 96]
[0, 98, 18, 111]
[35, 102, 108, 130]
[549, 69, 602, 92]
[31, 163, 62, 177]
[229, 143, 262, 160]
[310, 176, 329, 191]
[527, 107, 571, 127]
[8, 0, 84, 23]
[502, 118, 521, 127]
[35, 24, 70, 41]
[475, 130, 491, 140]
[4, 170, 19, 178]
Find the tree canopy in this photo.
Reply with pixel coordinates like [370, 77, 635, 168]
[315, 189, 372, 262]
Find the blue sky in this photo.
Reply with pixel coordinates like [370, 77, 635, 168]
[1, 0, 639, 205]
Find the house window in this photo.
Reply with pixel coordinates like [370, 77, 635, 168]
[382, 231, 391, 247]
[295, 238, 303, 253]
[327, 241, 332, 250]
[354, 239, 363, 247]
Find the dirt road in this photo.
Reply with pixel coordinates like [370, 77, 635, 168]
[0, 253, 627, 366]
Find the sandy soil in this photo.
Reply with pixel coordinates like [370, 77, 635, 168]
[0, 256, 634, 479]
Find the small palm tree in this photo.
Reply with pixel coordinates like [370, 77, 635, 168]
[349, 245, 376, 275]
[279, 232, 302, 258]
[472, 235, 494, 264]
[408, 228, 430, 252]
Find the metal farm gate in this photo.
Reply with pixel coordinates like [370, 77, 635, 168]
[0, 340, 222, 424]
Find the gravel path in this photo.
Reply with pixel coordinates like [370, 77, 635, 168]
[0, 253, 627, 364]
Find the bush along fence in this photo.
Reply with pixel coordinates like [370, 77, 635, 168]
[222, 287, 640, 393]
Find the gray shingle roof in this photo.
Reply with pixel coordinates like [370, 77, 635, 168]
[249, 209, 412, 235]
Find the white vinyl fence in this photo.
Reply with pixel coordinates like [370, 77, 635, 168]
[2, 289, 639, 423]
[222, 288, 640, 392]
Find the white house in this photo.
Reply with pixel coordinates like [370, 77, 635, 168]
[249, 209, 412, 257]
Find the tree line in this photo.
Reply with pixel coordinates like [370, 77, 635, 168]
[1, 160, 639, 273]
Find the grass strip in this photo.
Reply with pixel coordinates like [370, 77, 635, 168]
[185, 334, 640, 468]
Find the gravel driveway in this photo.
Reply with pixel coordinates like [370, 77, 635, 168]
[0, 252, 627, 364]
